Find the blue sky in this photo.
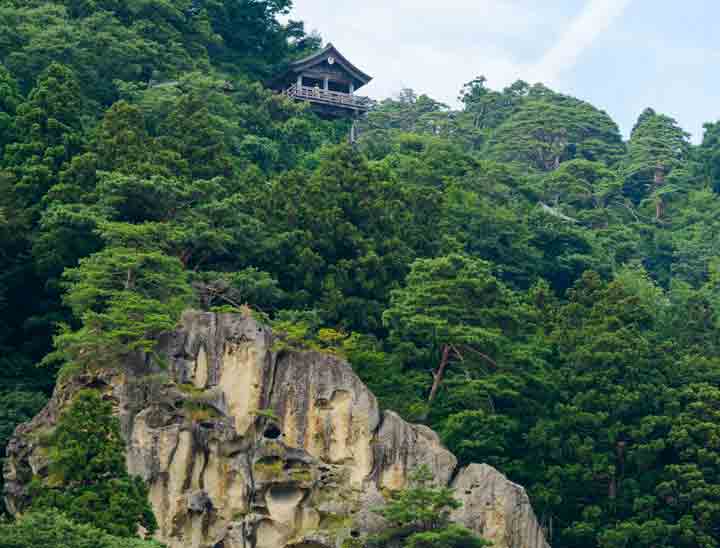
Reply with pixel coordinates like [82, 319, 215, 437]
[288, 0, 720, 142]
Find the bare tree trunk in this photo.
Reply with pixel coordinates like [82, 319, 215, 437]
[654, 163, 666, 186]
[428, 344, 451, 403]
[179, 249, 192, 268]
[612, 441, 626, 500]
[125, 268, 134, 290]
[654, 163, 666, 220]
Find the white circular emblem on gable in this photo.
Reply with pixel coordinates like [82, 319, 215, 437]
[327, 56, 335, 65]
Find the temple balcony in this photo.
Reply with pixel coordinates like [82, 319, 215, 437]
[284, 84, 371, 113]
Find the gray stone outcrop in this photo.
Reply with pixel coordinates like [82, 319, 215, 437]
[4, 311, 550, 548]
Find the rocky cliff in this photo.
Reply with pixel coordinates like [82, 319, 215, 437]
[4, 312, 550, 548]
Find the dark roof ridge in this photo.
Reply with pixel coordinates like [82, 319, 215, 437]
[290, 43, 334, 66]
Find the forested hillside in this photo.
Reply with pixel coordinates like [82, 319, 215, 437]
[2, 1, 720, 547]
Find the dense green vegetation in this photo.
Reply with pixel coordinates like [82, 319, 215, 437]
[29, 390, 157, 537]
[3, 1, 720, 547]
[0, 509, 163, 548]
[1, 392, 158, 546]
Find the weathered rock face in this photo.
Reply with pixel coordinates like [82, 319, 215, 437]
[452, 464, 550, 548]
[4, 312, 550, 548]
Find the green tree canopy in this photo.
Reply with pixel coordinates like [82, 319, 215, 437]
[383, 254, 528, 408]
[487, 90, 625, 171]
[623, 108, 692, 219]
[44, 241, 192, 377]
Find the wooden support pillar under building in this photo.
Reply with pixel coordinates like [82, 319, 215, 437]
[350, 118, 358, 144]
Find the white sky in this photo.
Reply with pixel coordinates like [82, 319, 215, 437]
[287, 0, 720, 142]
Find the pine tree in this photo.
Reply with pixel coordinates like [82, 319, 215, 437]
[44, 238, 192, 377]
[29, 390, 157, 538]
[624, 108, 691, 219]
[383, 254, 525, 406]
[487, 92, 625, 171]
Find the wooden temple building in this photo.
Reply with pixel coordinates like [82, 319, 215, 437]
[270, 44, 372, 119]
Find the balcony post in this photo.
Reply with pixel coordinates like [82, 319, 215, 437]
[296, 74, 303, 89]
[323, 76, 329, 91]
[349, 83, 355, 95]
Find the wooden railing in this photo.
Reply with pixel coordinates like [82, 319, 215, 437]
[285, 84, 370, 110]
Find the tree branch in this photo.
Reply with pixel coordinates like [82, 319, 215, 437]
[428, 344, 451, 403]
[459, 345, 499, 370]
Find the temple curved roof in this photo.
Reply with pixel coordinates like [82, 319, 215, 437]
[290, 43, 372, 87]
[271, 43, 372, 91]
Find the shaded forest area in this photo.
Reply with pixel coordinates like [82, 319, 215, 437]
[2, 1, 720, 547]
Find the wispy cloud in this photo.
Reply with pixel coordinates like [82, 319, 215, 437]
[527, 0, 633, 85]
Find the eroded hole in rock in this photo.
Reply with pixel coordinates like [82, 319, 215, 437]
[267, 484, 304, 505]
[263, 423, 282, 439]
[350, 530, 360, 538]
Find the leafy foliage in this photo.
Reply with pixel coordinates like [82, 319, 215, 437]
[487, 87, 625, 170]
[29, 390, 156, 538]
[0, 509, 162, 548]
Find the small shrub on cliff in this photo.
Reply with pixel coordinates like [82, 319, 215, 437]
[404, 524, 490, 548]
[29, 390, 157, 538]
[369, 466, 489, 547]
[271, 310, 357, 357]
